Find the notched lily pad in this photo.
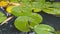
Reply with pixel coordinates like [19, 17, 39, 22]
[14, 13, 43, 32]
[14, 16, 30, 32]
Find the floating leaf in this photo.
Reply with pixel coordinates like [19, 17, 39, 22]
[14, 13, 43, 32]
[0, 12, 4, 17]
[43, 8, 60, 15]
[52, 2, 60, 8]
[0, 12, 7, 23]
[11, 6, 32, 17]
[29, 13, 43, 27]
[32, 1, 45, 12]
[34, 24, 55, 34]
[14, 16, 30, 32]
[44, 2, 52, 8]
[0, 16, 7, 23]
[36, 31, 54, 34]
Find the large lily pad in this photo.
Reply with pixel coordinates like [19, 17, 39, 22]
[11, 6, 32, 17]
[14, 13, 43, 32]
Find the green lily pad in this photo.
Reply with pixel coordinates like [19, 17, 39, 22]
[29, 13, 43, 27]
[0, 16, 7, 23]
[34, 24, 55, 34]
[36, 31, 54, 34]
[32, 2, 45, 12]
[43, 2, 60, 15]
[44, 2, 52, 8]
[14, 13, 43, 32]
[52, 2, 60, 8]
[43, 8, 60, 15]
[14, 16, 30, 32]
[11, 6, 32, 17]
[0, 12, 4, 17]
[0, 12, 7, 23]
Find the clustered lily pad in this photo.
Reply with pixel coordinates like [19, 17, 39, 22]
[44, 2, 60, 15]
[1, 0, 60, 34]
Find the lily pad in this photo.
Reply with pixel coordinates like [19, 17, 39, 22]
[29, 13, 43, 27]
[34, 24, 55, 34]
[44, 2, 52, 8]
[14, 16, 30, 32]
[32, 2, 45, 12]
[14, 13, 43, 32]
[11, 6, 32, 17]
[43, 8, 60, 15]
[52, 2, 60, 8]
[0, 12, 7, 23]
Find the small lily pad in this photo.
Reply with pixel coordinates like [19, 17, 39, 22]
[43, 8, 60, 15]
[34, 24, 55, 34]
[0, 12, 7, 23]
